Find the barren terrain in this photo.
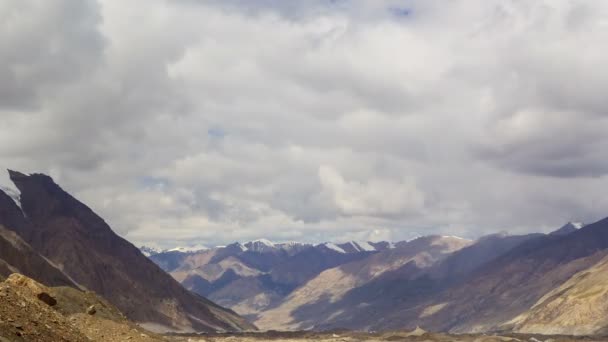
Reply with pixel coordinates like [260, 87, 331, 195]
[166, 331, 608, 342]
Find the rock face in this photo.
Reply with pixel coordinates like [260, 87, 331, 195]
[0, 170, 254, 333]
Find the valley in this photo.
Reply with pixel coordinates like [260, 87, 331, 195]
[3, 170, 608, 341]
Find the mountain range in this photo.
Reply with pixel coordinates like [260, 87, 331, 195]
[143, 220, 608, 336]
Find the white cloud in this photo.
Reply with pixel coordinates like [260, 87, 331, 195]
[318, 165, 424, 217]
[2, 0, 608, 247]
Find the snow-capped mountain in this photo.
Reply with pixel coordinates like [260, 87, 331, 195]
[550, 221, 585, 236]
[317, 242, 346, 253]
[166, 244, 208, 253]
[317, 241, 395, 254]
[141, 239, 394, 257]
[139, 246, 162, 257]
[242, 239, 313, 254]
[243, 239, 277, 253]
[0, 186, 22, 210]
[139, 244, 207, 256]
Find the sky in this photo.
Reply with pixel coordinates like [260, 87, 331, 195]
[2, 0, 608, 248]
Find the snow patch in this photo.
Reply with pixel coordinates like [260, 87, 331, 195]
[139, 246, 162, 257]
[234, 243, 248, 252]
[320, 242, 346, 253]
[251, 238, 275, 247]
[166, 244, 208, 253]
[571, 222, 585, 229]
[1, 186, 23, 211]
[441, 235, 467, 240]
[353, 241, 376, 252]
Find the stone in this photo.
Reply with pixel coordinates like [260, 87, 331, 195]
[36, 292, 57, 306]
[86, 305, 96, 315]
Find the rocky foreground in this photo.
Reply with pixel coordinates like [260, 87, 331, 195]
[0, 273, 166, 342]
[0, 274, 606, 342]
[167, 331, 608, 342]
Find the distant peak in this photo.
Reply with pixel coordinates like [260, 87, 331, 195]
[166, 245, 208, 253]
[249, 238, 275, 246]
[139, 244, 207, 256]
[243, 239, 277, 253]
[550, 222, 585, 236]
[571, 221, 585, 229]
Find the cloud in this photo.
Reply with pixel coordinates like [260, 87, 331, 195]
[318, 165, 424, 217]
[1, 0, 608, 247]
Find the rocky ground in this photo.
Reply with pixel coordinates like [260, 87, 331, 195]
[2, 274, 608, 342]
[0, 274, 165, 342]
[166, 330, 608, 342]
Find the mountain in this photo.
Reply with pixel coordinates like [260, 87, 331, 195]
[243, 239, 281, 253]
[139, 245, 208, 257]
[0, 224, 75, 287]
[549, 221, 584, 236]
[145, 217, 608, 335]
[310, 231, 545, 332]
[140, 245, 162, 257]
[0, 170, 254, 333]
[407, 218, 608, 334]
[508, 252, 608, 335]
[166, 245, 208, 253]
[1, 189, 77, 286]
[255, 236, 472, 330]
[148, 239, 386, 320]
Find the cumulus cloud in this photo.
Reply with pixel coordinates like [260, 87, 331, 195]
[1, 0, 608, 247]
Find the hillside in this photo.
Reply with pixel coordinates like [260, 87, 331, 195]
[0, 170, 254, 333]
[406, 218, 608, 333]
[0, 224, 75, 287]
[508, 252, 608, 335]
[0, 273, 167, 341]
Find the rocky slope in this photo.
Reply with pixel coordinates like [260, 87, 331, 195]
[0, 273, 168, 341]
[3, 273, 592, 342]
[291, 232, 545, 332]
[508, 251, 608, 335]
[0, 170, 254, 333]
[405, 218, 608, 334]
[0, 224, 75, 287]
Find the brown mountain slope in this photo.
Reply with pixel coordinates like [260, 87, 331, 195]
[508, 251, 608, 335]
[255, 236, 471, 330]
[398, 217, 608, 333]
[0, 224, 75, 287]
[0, 170, 254, 333]
[296, 232, 544, 332]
